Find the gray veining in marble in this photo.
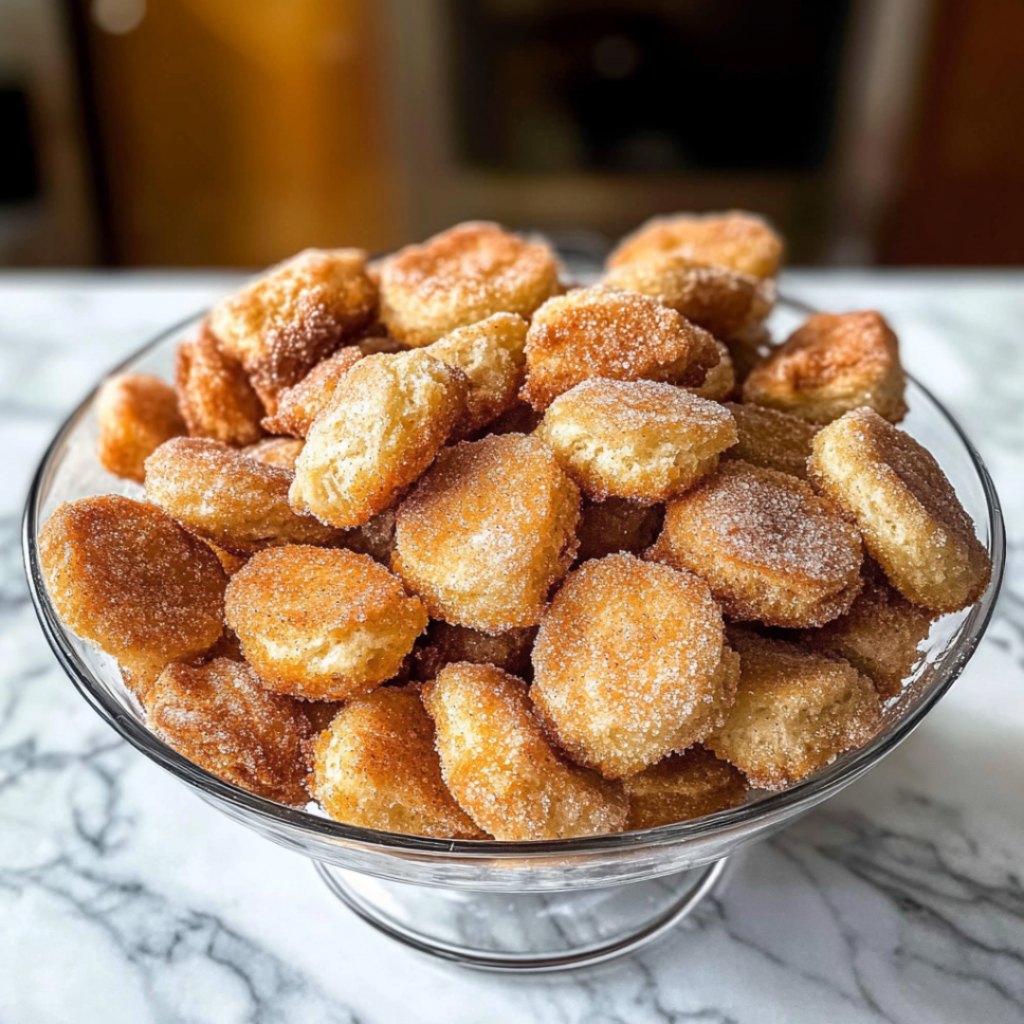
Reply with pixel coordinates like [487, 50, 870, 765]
[1, 271, 1022, 1023]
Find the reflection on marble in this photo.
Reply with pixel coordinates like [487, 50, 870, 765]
[1, 272, 1023, 1023]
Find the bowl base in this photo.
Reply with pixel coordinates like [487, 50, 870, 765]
[315, 858, 728, 972]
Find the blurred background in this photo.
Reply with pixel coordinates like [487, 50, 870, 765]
[3, 0, 1023, 269]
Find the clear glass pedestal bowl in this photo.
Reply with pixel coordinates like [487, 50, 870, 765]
[23, 298, 1005, 972]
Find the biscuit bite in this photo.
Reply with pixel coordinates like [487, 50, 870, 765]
[722, 402, 819, 480]
[688, 340, 737, 402]
[531, 554, 740, 779]
[289, 350, 467, 529]
[145, 658, 311, 806]
[623, 747, 748, 831]
[607, 211, 783, 278]
[707, 631, 881, 789]
[521, 286, 721, 411]
[392, 433, 581, 633]
[808, 407, 991, 612]
[743, 311, 907, 424]
[241, 436, 304, 469]
[175, 322, 265, 446]
[574, 497, 664, 563]
[378, 222, 560, 347]
[311, 684, 485, 838]
[145, 438, 342, 554]
[260, 345, 363, 438]
[96, 373, 187, 483]
[412, 620, 536, 682]
[225, 546, 427, 701]
[209, 248, 377, 413]
[537, 378, 738, 502]
[422, 663, 628, 840]
[39, 495, 227, 692]
[649, 460, 863, 628]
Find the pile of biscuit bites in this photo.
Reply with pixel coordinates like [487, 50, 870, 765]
[40, 213, 992, 841]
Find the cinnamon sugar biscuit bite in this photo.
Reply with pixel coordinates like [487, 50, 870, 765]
[145, 658, 311, 806]
[422, 663, 628, 840]
[175, 323, 265, 446]
[241, 436, 304, 469]
[707, 631, 880, 789]
[225, 546, 427, 701]
[96, 373, 186, 483]
[412, 621, 536, 682]
[209, 248, 377, 413]
[623, 747, 748, 831]
[649, 461, 863, 628]
[531, 554, 740, 779]
[392, 433, 580, 633]
[722, 402, 819, 480]
[311, 685, 485, 838]
[808, 407, 991, 612]
[574, 497, 664, 563]
[289, 350, 468, 529]
[743, 311, 907, 424]
[39, 496, 227, 692]
[146, 438, 341, 554]
[521, 286, 721, 411]
[260, 346, 363, 438]
[537, 378, 737, 502]
[378, 222, 560, 347]
[688, 340, 737, 402]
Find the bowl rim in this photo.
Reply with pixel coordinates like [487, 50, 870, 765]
[22, 300, 1007, 860]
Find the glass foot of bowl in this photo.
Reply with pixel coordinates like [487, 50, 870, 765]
[314, 859, 728, 971]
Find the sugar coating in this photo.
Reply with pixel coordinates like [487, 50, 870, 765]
[574, 497, 664, 564]
[210, 248, 377, 412]
[531, 554, 739, 779]
[722, 401, 819, 480]
[261, 345, 364, 438]
[39, 495, 226, 691]
[744, 311, 907, 424]
[146, 658, 311, 806]
[521, 286, 721, 411]
[175, 322, 265, 446]
[379, 222, 560, 347]
[412, 620, 537, 682]
[607, 211, 784, 278]
[649, 460, 864, 628]
[97, 372, 186, 483]
[311, 684, 485, 838]
[623, 746, 748, 831]
[225, 546, 427, 701]
[392, 433, 581, 633]
[422, 663, 628, 840]
[242, 436, 304, 470]
[145, 437, 342, 554]
[537, 378, 738, 502]
[289, 350, 467, 529]
[708, 630, 881, 789]
[808, 407, 991, 612]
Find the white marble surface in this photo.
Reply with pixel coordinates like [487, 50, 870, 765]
[2, 270, 1023, 1023]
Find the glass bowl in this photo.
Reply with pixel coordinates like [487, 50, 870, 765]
[22, 298, 1005, 972]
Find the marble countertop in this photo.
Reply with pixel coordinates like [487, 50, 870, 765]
[2, 270, 1022, 1024]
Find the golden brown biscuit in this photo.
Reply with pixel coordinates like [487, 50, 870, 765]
[688, 340, 737, 402]
[707, 631, 880, 789]
[174, 323, 265, 446]
[241, 436, 304, 469]
[722, 402, 819, 480]
[260, 346, 363, 438]
[743, 311, 907, 424]
[289, 350, 468, 529]
[531, 554, 740, 778]
[225, 546, 427, 700]
[96, 373, 187, 483]
[649, 461, 863, 628]
[209, 248, 377, 413]
[378, 222, 560, 347]
[426, 312, 529, 438]
[145, 438, 341, 554]
[808, 408, 991, 612]
[145, 658, 311, 806]
[623, 747, 748, 831]
[311, 684, 485, 838]
[574, 497, 664, 563]
[392, 433, 580, 633]
[521, 286, 721, 410]
[39, 496, 226, 689]
[412, 621, 536, 682]
[607, 211, 783, 278]
[422, 663, 628, 840]
[537, 378, 738, 502]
